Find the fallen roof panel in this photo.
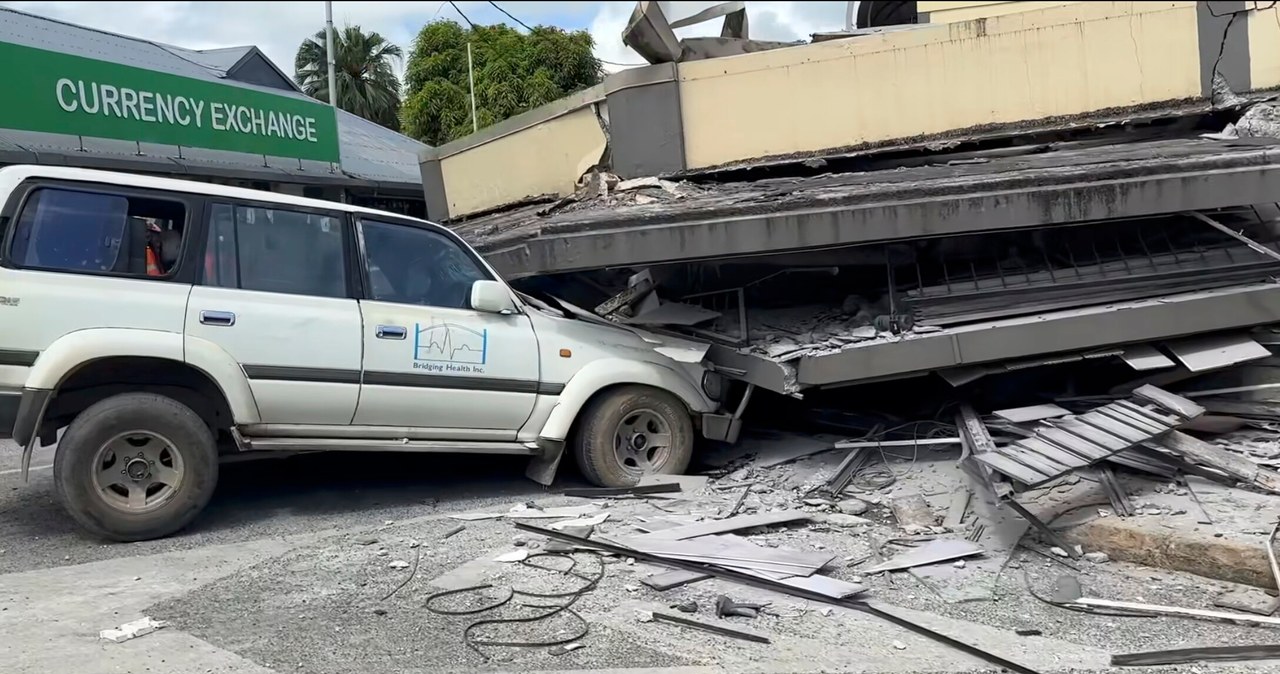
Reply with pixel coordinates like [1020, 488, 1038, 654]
[452, 138, 1280, 279]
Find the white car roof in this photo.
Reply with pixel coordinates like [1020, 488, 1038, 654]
[0, 164, 429, 224]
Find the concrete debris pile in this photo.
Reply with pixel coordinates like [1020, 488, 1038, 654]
[1209, 102, 1280, 140]
[540, 170, 699, 218]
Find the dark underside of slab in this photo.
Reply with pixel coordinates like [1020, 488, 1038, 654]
[452, 138, 1280, 280]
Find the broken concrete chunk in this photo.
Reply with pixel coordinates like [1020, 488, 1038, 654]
[1050, 547, 1069, 558]
[890, 494, 937, 528]
[549, 642, 584, 656]
[1083, 552, 1110, 564]
[820, 513, 873, 528]
[892, 640, 907, 651]
[1214, 588, 1280, 616]
[836, 498, 869, 515]
[100, 617, 168, 643]
[388, 560, 410, 569]
[494, 550, 530, 563]
[354, 536, 378, 546]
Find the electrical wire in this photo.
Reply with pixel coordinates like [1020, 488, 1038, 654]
[488, 1, 533, 31]
[423, 551, 605, 659]
[447, 0, 476, 28]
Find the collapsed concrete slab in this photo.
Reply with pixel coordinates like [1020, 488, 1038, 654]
[455, 138, 1280, 280]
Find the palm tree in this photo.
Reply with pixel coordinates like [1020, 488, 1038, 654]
[295, 25, 404, 130]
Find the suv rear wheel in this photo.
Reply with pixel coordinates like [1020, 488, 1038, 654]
[54, 392, 218, 542]
[573, 385, 693, 487]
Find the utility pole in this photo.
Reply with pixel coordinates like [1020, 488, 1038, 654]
[325, 0, 338, 107]
[467, 41, 477, 132]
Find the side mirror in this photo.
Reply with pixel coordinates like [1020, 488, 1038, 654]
[470, 280, 517, 315]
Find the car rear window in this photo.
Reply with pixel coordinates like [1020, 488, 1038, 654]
[9, 189, 129, 272]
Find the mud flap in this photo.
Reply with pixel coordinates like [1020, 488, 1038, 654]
[20, 438, 33, 483]
[525, 439, 566, 486]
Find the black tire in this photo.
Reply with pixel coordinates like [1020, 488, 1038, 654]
[572, 385, 694, 488]
[54, 392, 218, 542]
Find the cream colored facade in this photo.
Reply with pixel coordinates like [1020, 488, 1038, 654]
[422, 1, 1280, 220]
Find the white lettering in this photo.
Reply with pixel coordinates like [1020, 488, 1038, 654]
[77, 81, 100, 114]
[266, 110, 281, 137]
[291, 114, 306, 139]
[138, 91, 156, 122]
[210, 102, 226, 130]
[155, 93, 173, 124]
[304, 117, 316, 143]
[55, 78, 78, 112]
[250, 107, 265, 135]
[235, 106, 251, 134]
[190, 99, 204, 128]
[100, 85, 122, 118]
[119, 88, 140, 120]
[172, 97, 191, 126]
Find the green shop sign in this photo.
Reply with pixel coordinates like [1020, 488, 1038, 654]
[0, 40, 340, 164]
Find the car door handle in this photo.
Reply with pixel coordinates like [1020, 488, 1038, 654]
[199, 310, 236, 327]
[376, 325, 407, 340]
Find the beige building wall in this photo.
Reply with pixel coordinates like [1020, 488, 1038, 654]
[677, 1, 1200, 170]
[918, 1, 1080, 23]
[434, 99, 606, 218]
[1252, 2, 1280, 89]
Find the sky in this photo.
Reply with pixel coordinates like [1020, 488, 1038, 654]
[0, 1, 854, 79]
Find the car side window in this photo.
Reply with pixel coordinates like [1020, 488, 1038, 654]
[203, 203, 347, 299]
[360, 219, 489, 310]
[8, 187, 187, 277]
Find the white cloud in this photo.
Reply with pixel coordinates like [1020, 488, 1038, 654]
[2, 1, 852, 79]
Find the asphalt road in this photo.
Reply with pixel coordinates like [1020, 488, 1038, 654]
[5, 437, 1280, 674]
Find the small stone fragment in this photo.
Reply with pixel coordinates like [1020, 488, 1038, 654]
[355, 536, 378, 546]
[637, 610, 654, 623]
[672, 601, 698, 613]
[803, 498, 834, 507]
[372, 608, 388, 616]
[549, 642, 583, 656]
[383, 520, 395, 526]
[625, 584, 641, 592]
[892, 640, 907, 651]
[376, 549, 390, 557]
[953, 559, 966, 569]
[388, 560, 410, 569]
[408, 539, 420, 549]
[1015, 628, 1042, 636]
[513, 536, 528, 547]
[1083, 552, 1110, 564]
[1050, 547, 1068, 558]
[494, 550, 530, 563]
[819, 607, 833, 617]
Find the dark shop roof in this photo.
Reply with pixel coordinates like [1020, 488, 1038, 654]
[0, 6, 427, 191]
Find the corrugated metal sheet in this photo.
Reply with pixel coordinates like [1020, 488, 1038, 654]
[975, 387, 1202, 486]
[0, 7, 428, 190]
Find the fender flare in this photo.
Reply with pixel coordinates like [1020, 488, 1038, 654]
[536, 358, 712, 443]
[16, 329, 259, 446]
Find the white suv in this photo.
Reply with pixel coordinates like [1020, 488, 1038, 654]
[0, 165, 741, 541]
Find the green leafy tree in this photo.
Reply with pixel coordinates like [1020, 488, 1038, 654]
[402, 21, 604, 146]
[295, 25, 404, 130]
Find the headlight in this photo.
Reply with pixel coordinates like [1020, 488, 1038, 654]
[701, 371, 726, 401]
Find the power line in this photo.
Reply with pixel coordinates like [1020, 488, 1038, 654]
[447, 0, 475, 28]
[488, 1, 532, 31]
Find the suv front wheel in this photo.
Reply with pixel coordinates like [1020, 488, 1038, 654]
[573, 385, 693, 487]
[54, 392, 219, 542]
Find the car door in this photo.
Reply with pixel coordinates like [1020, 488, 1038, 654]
[352, 217, 540, 437]
[186, 201, 363, 426]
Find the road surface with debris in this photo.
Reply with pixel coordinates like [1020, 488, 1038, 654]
[5, 427, 1280, 674]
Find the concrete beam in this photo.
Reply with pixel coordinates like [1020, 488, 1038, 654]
[795, 283, 1280, 387]
[474, 141, 1280, 279]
